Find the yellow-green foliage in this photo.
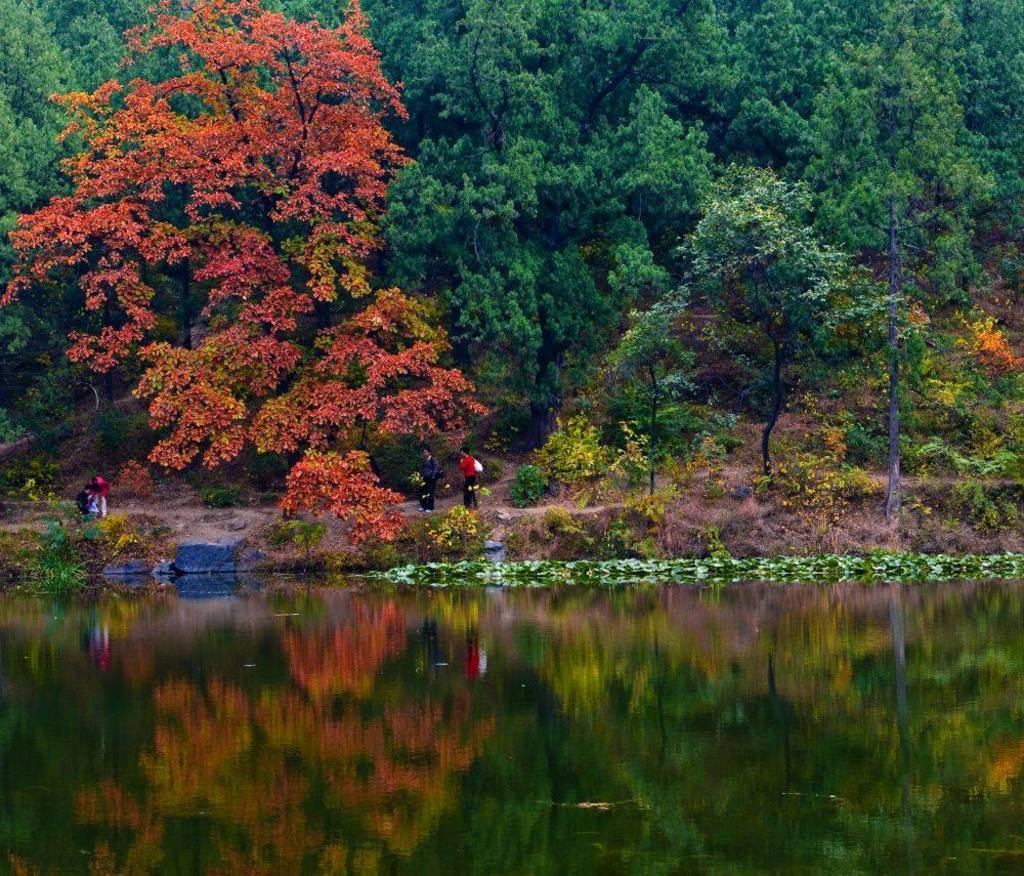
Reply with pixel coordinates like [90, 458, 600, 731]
[429, 506, 485, 555]
[624, 485, 678, 527]
[0, 455, 59, 500]
[535, 416, 612, 485]
[268, 519, 326, 554]
[95, 514, 146, 559]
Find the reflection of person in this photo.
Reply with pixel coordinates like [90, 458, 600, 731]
[88, 475, 109, 518]
[459, 448, 481, 509]
[465, 633, 487, 680]
[419, 446, 442, 512]
[86, 623, 111, 671]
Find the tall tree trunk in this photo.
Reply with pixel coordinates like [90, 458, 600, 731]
[886, 200, 902, 521]
[648, 366, 658, 496]
[524, 401, 557, 450]
[761, 338, 784, 477]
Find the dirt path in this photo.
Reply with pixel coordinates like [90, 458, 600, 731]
[2, 458, 623, 550]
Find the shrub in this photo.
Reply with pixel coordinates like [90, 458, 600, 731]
[96, 514, 146, 559]
[371, 433, 449, 495]
[844, 422, 887, 467]
[247, 451, 291, 490]
[199, 484, 244, 508]
[952, 480, 1023, 532]
[598, 516, 653, 559]
[428, 506, 486, 557]
[268, 519, 327, 556]
[510, 464, 548, 508]
[95, 408, 151, 459]
[0, 408, 25, 443]
[534, 416, 612, 485]
[0, 455, 59, 500]
[481, 457, 504, 484]
[114, 461, 154, 499]
[624, 485, 678, 528]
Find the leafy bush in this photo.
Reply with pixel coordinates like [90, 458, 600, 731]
[95, 514, 146, 559]
[481, 457, 504, 484]
[0, 408, 25, 444]
[95, 408, 152, 459]
[534, 416, 612, 485]
[428, 506, 486, 557]
[268, 519, 326, 558]
[199, 484, 244, 508]
[536, 508, 595, 558]
[509, 464, 548, 507]
[775, 453, 880, 530]
[952, 480, 1023, 532]
[598, 516, 658, 560]
[843, 422, 887, 467]
[247, 451, 291, 490]
[0, 455, 59, 499]
[114, 461, 154, 499]
[370, 433, 450, 495]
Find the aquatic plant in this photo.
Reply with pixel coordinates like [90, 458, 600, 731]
[378, 551, 1024, 588]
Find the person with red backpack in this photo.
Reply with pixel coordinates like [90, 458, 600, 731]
[458, 447, 482, 509]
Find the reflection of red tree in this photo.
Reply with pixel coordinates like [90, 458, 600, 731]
[258, 689, 494, 856]
[284, 601, 407, 699]
[72, 605, 492, 871]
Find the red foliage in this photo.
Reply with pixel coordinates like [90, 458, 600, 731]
[114, 460, 155, 499]
[280, 451, 405, 543]
[969, 317, 1023, 377]
[4, 0, 481, 538]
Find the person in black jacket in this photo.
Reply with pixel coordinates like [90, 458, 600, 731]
[419, 446, 443, 512]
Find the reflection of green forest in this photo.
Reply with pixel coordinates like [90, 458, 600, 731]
[0, 585, 1023, 873]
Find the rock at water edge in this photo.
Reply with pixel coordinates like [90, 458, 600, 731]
[173, 540, 244, 575]
[483, 540, 506, 563]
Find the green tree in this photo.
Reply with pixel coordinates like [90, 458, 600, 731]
[683, 166, 847, 476]
[376, 0, 718, 445]
[958, 0, 1024, 228]
[807, 0, 990, 518]
[609, 299, 693, 494]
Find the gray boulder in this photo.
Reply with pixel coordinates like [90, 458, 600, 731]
[483, 540, 506, 563]
[173, 540, 245, 575]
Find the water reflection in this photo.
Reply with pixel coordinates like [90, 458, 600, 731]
[1, 583, 1023, 872]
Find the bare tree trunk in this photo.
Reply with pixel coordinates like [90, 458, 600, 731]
[886, 199, 902, 522]
[761, 338, 784, 477]
[648, 366, 658, 496]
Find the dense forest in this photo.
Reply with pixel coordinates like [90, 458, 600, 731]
[4, 0, 1024, 547]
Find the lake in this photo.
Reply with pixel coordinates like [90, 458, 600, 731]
[0, 581, 1022, 873]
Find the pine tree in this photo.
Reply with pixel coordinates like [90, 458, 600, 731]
[807, 0, 989, 519]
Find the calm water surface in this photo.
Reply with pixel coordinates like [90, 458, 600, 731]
[0, 581, 1022, 874]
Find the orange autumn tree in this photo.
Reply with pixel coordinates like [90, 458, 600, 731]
[3, 0, 482, 539]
